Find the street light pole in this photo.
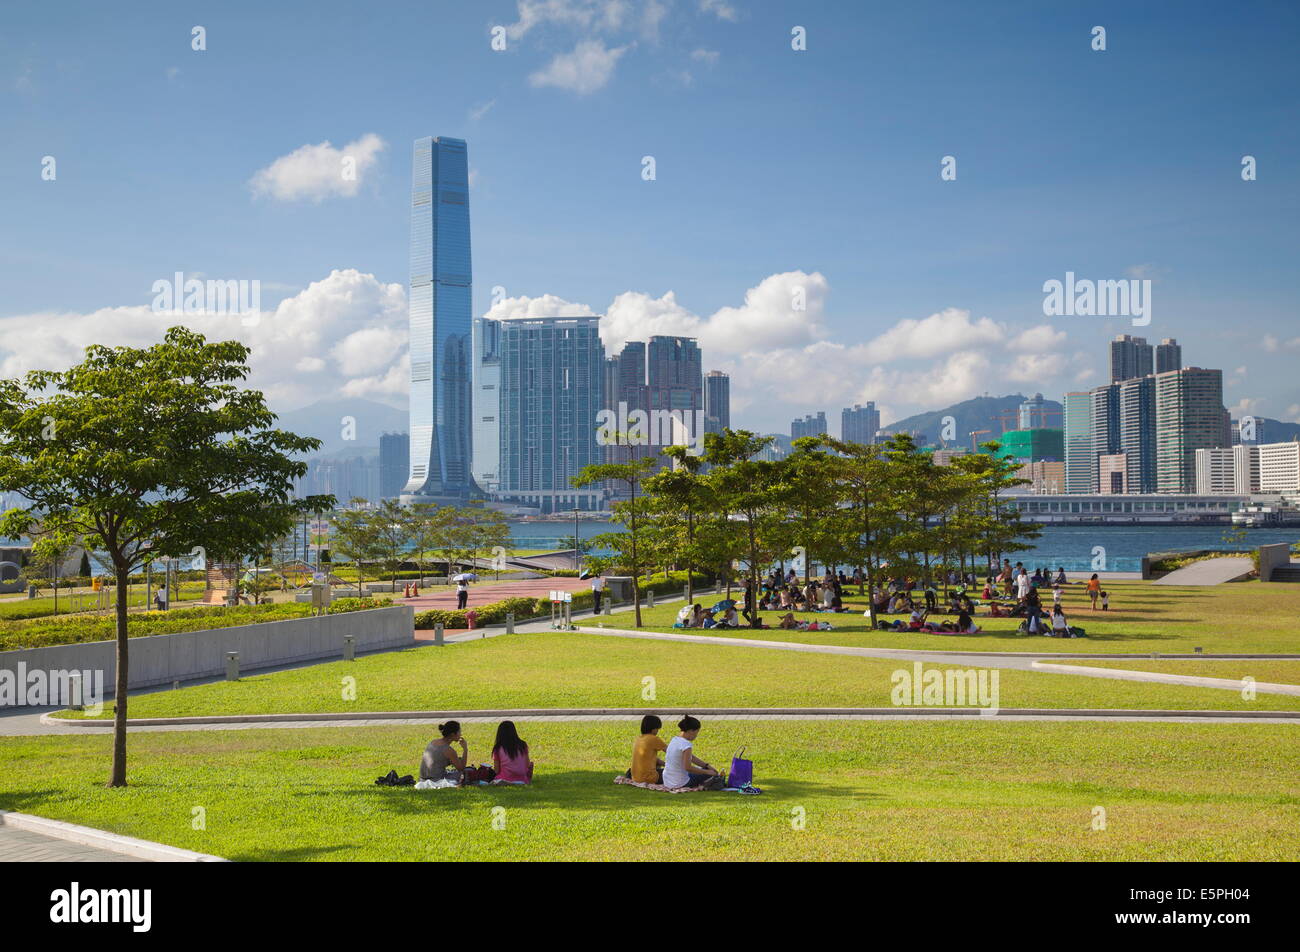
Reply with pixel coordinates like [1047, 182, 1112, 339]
[573, 506, 580, 570]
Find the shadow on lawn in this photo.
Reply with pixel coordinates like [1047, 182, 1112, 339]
[302, 770, 859, 814]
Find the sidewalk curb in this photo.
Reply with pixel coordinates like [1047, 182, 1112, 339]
[1030, 661, 1300, 695]
[39, 706, 1300, 728]
[0, 810, 229, 862]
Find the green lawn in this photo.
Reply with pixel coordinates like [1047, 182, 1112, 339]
[53, 631, 1300, 720]
[1063, 659, 1300, 686]
[0, 581, 204, 621]
[598, 579, 1300, 655]
[2, 720, 1296, 861]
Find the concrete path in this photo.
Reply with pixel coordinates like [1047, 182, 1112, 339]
[0, 825, 146, 862]
[1153, 557, 1254, 585]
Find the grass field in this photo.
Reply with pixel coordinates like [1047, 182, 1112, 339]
[2, 721, 1296, 861]
[598, 579, 1300, 655]
[51, 631, 1300, 720]
[1064, 659, 1300, 686]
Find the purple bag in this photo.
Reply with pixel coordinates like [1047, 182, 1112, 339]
[727, 746, 753, 788]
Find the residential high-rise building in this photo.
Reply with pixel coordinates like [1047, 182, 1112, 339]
[1098, 453, 1129, 494]
[1155, 368, 1230, 493]
[792, 412, 828, 440]
[704, 370, 730, 435]
[1063, 392, 1094, 494]
[1155, 338, 1182, 374]
[842, 403, 880, 444]
[402, 136, 473, 503]
[1118, 375, 1157, 493]
[1233, 444, 1260, 494]
[471, 317, 502, 493]
[1109, 334, 1153, 383]
[1089, 384, 1120, 492]
[378, 432, 410, 499]
[497, 316, 605, 512]
[647, 336, 703, 421]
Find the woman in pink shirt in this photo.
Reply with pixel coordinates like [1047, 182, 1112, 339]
[491, 720, 534, 784]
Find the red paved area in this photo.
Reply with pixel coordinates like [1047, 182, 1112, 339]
[400, 575, 589, 611]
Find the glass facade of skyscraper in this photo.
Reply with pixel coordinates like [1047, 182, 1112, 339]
[403, 136, 473, 501]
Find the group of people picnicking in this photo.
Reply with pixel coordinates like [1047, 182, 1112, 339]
[414, 714, 743, 793]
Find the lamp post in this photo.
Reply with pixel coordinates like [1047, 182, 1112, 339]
[573, 506, 581, 570]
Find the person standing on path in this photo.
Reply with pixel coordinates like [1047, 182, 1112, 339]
[591, 574, 604, 614]
[456, 576, 469, 610]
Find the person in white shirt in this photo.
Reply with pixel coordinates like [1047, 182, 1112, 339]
[661, 715, 720, 789]
[1015, 570, 1031, 599]
[1051, 607, 1070, 637]
[590, 574, 605, 614]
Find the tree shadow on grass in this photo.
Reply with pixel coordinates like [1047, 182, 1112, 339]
[293, 770, 867, 816]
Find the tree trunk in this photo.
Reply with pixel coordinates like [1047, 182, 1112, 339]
[109, 560, 130, 787]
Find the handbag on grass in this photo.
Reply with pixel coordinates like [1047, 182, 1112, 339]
[727, 747, 753, 788]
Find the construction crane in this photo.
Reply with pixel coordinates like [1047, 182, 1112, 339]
[970, 428, 992, 452]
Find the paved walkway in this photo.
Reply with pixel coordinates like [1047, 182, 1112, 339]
[399, 575, 589, 611]
[0, 825, 145, 862]
[1154, 557, 1254, 585]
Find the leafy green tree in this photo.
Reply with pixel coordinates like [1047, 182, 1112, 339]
[572, 458, 657, 626]
[643, 447, 715, 603]
[371, 498, 414, 587]
[0, 327, 328, 787]
[331, 500, 384, 595]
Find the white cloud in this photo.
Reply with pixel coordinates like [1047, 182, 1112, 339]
[0, 269, 408, 412]
[699, 0, 738, 21]
[483, 293, 598, 322]
[690, 48, 720, 65]
[530, 39, 631, 94]
[469, 99, 495, 121]
[865, 308, 1004, 361]
[249, 133, 386, 203]
[506, 0, 632, 40]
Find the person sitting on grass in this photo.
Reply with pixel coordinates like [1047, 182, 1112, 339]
[777, 611, 800, 630]
[491, 720, 534, 784]
[955, 609, 981, 634]
[1051, 605, 1071, 637]
[715, 605, 740, 628]
[662, 715, 721, 790]
[421, 721, 468, 784]
[628, 714, 668, 784]
[908, 606, 929, 631]
[1055, 567, 1068, 585]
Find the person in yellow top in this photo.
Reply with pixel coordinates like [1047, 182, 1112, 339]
[629, 714, 668, 784]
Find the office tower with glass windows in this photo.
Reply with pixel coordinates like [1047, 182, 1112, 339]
[1155, 338, 1182, 374]
[1089, 384, 1120, 491]
[471, 316, 502, 493]
[842, 403, 880, 444]
[402, 136, 473, 503]
[378, 432, 410, 499]
[497, 316, 605, 512]
[1118, 375, 1157, 493]
[1109, 334, 1153, 383]
[704, 370, 731, 435]
[1155, 368, 1230, 493]
[1063, 391, 1094, 493]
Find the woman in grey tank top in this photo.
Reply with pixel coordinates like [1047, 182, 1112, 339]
[421, 721, 468, 782]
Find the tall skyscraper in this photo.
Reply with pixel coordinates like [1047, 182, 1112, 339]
[647, 336, 703, 419]
[842, 403, 880, 444]
[1063, 392, 1094, 493]
[378, 432, 410, 499]
[1118, 375, 1157, 493]
[1017, 393, 1050, 430]
[792, 412, 828, 440]
[1155, 338, 1182, 374]
[497, 316, 605, 512]
[471, 317, 501, 493]
[1109, 334, 1153, 382]
[402, 136, 473, 503]
[704, 370, 730, 434]
[1155, 368, 1230, 493]
[1089, 384, 1120, 491]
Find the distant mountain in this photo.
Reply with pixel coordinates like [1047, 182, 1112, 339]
[879, 393, 1062, 449]
[275, 397, 407, 458]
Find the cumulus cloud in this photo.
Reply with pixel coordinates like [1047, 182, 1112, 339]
[699, 0, 738, 21]
[530, 39, 631, 94]
[249, 133, 386, 202]
[506, 0, 632, 40]
[0, 269, 407, 412]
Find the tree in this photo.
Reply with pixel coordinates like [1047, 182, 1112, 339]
[643, 447, 714, 603]
[371, 498, 413, 587]
[0, 327, 328, 787]
[78, 548, 93, 580]
[572, 458, 658, 626]
[702, 430, 794, 628]
[331, 500, 384, 595]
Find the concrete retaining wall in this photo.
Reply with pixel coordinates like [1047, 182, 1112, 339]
[0, 605, 413, 703]
[1258, 543, 1291, 581]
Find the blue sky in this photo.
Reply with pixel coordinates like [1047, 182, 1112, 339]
[2, 0, 1297, 434]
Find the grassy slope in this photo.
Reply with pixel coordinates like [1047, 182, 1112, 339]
[1062, 659, 1300, 685]
[54, 632, 1300, 719]
[597, 579, 1300, 655]
[2, 721, 1296, 861]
